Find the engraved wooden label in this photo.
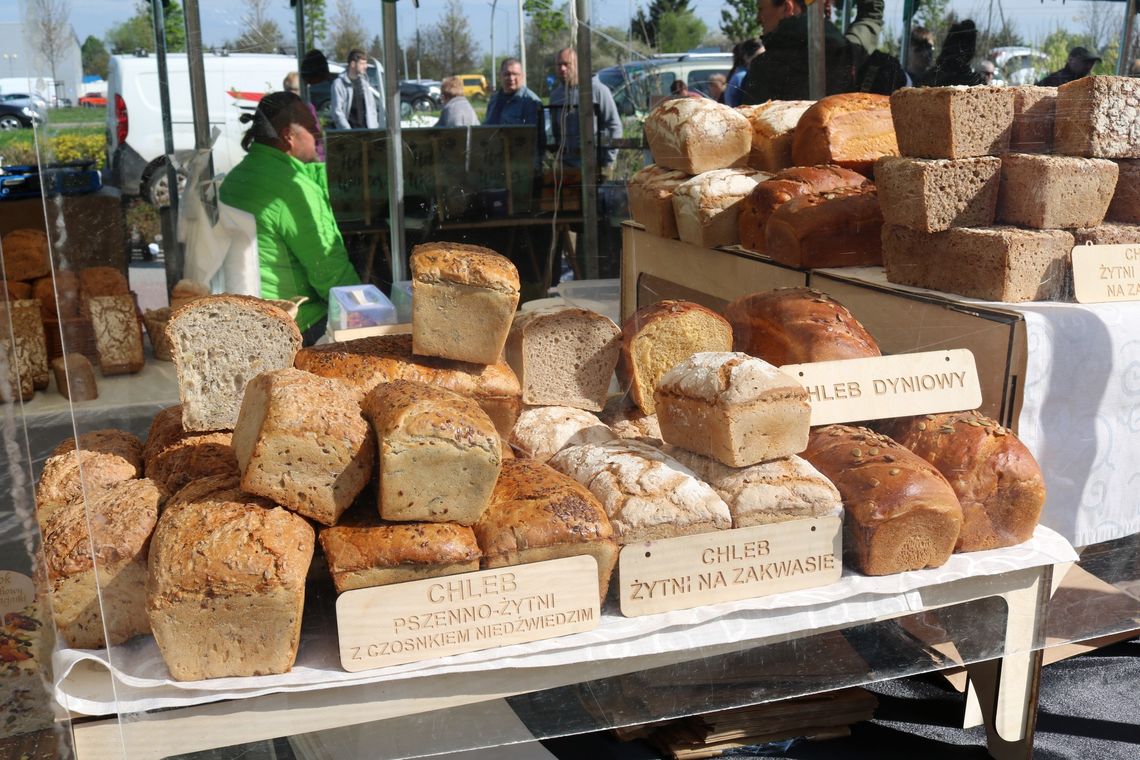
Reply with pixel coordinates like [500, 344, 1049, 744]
[1072, 244, 1140, 303]
[336, 556, 600, 671]
[781, 350, 981, 426]
[618, 517, 842, 617]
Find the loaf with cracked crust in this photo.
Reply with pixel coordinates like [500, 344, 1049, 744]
[509, 405, 615, 463]
[1054, 75, 1140, 158]
[802, 425, 963, 575]
[671, 168, 770, 247]
[627, 164, 690, 238]
[643, 97, 752, 174]
[476, 458, 617, 600]
[363, 379, 502, 526]
[36, 429, 143, 521]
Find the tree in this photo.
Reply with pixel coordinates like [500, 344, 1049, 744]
[106, 1, 186, 54]
[630, 0, 693, 49]
[325, 0, 366, 61]
[368, 34, 383, 61]
[655, 11, 706, 54]
[304, 0, 328, 52]
[523, 0, 569, 92]
[81, 34, 110, 78]
[420, 0, 478, 78]
[27, 0, 71, 102]
[719, 0, 759, 43]
[234, 0, 284, 54]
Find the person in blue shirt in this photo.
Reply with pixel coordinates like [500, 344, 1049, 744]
[484, 58, 546, 163]
[724, 39, 762, 107]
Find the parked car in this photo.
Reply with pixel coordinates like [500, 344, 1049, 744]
[598, 52, 732, 116]
[78, 92, 107, 107]
[398, 80, 442, 112]
[0, 101, 41, 130]
[988, 46, 1050, 86]
[0, 93, 48, 121]
[456, 73, 489, 100]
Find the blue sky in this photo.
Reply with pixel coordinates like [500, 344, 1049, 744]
[3, 0, 1120, 62]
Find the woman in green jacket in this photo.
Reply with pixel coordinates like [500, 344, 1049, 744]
[220, 91, 360, 345]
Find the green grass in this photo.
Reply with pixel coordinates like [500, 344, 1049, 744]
[49, 106, 107, 125]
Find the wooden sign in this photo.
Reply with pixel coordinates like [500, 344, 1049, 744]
[1072, 243, 1140, 303]
[336, 556, 600, 671]
[781, 350, 981, 426]
[618, 518, 842, 617]
[0, 571, 34, 617]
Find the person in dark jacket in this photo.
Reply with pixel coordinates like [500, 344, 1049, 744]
[1038, 46, 1101, 87]
[925, 20, 983, 87]
[741, 0, 884, 103]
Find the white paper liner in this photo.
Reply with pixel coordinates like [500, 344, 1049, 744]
[53, 526, 1075, 716]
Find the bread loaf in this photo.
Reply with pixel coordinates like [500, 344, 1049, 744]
[363, 380, 502, 525]
[600, 396, 662, 445]
[1107, 159, 1140, 223]
[724, 288, 881, 365]
[874, 156, 1001, 233]
[997, 153, 1118, 229]
[411, 242, 520, 364]
[889, 86, 1014, 159]
[548, 439, 731, 543]
[169, 279, 210, 310]
[505, 306, 620, 411]
[232, 368, 374, 526]
[664, 447, 841, 528]
[802, 425, 963, 575]
[738, 165, 869, 253]
[764, 186, 883, 269]
[654, 352, 810, 467]
[1010, 85, 1056, 153]
[627, 164, 690, 238]
[52, 353, 98, 401]
[1054, 75, 1140, 158]
[737, 100, 813, 173]
[164, 472, 276, 512]
[295, 333, 522, 438]
[1072, 222, 1140, 246]
[882, 224, 1075, 303]
[147, 499, 314, 680]
[42, 478, 161, 648]
[166, 295, 302, 432]
[36, 430, 143, 519]
[1, 229, 50, 281]
[145, 431, 238, 498]
[1, 280, 32, 302]
[78, 266, 129, 299]
[33, 270, 80, 319]
[671, 168, 770, 247]
[88, 294, 144, 376]
[880, 411, 1044, 552]
[617, 300, 734, 415]
[142, 404, 185, 468]
[791, 93, 898, 176]
[0, 299, 49, 390]
[0, 337, 33, 402]
[643, 98, 752, 174]
[476, 458, 618, 599]
[509, 405, 615, 463]
[319, 515, 481, 593]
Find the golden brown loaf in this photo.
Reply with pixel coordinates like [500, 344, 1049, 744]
[475, 458, 618, 600]
[142, 404, 185, 467]
[724, 288, 881, 366]
[49, 428, 143, 461]
[802, 425, 963, 575]
[164, 472, 276, 512]
[643, 98, 752, 174]
[145, 431, 238, 498]
[146, 499, 315, 680]
[78, 266, 129, 299]
[616, 300, 734, 415]
[764, 186, 884, 269]
[736, 100, 814, 173]
[1, 280, 32, 301]
[879, 411, 1045, 552]
[790, 93, 899, 176]
[626, 164, 690, 238]
[738, 165, 869, 253]
[1, 229, 51, 281]
[36, 430, 143, 518]
[319, 516, 481, 593]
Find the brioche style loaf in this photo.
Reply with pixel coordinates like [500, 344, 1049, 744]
[738, 165, 869, 253]
[763, 185, 884, 269]
[791, 93, 898, 176]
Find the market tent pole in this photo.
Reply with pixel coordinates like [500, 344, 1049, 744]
[518, 0, 527, 76]
[807, 0, 826, 99]
[182, 0, 211, 160]
[1119, 0, 1137, 75]
[900, 0, 916, 74]
[575, 0, 600, 280]
[383, 0, 406, 284]
[151, 0, 182, 295]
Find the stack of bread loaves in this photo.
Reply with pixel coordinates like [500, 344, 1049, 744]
[880, 78, 1140, 302]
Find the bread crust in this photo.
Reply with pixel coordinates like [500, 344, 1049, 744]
[320, 519, 481, 593]
[739, 165, 869, 252]
[791, 93, 898, 176]
[644, 98, 752, 174]
[764, 186, 884, 269]
[411, 242, 520, 293]
[1, 229, 50, 281]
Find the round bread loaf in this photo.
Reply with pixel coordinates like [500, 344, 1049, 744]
[724, 287, 881, 366]
[1, 229, 50, 281]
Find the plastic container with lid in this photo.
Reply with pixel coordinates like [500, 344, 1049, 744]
[327, 284, 397, 330]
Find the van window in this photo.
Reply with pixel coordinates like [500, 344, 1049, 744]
[687, 68, 728, 95]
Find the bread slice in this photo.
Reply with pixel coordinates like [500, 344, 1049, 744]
[165, 295, 302, 432]
[616, 300, 734, 415]
[509, 405, 615, 463]
[505, 307, 620, 411]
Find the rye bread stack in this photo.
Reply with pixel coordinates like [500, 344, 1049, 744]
[879, 78, 1140, 303]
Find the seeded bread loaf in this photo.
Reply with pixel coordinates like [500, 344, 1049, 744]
[164, 472, 276, 512]
[1054, 75, 1140, 158]
[145, 431, 238, 499]
[476, 458, 618, 599]
[737, 100, 814, 173]
[664, 446, 842, 528]
[671, 168, 770, 247]
[147, 499, 315, 680]
[88, 294, 144, 376]
[509, 405, 615, 463]
[142, 404, 185, 467]
[166, 295, 302, 432]
[319, 514, 481, 593]
[874, 156, 1001, 233]
[1, 229, 50, 281]
[42, 478, 162, 648]
[627, 164, 690, 238]
[548, 439, 731, 543]
[802, 425, 963, 575]
[232, 368, 374, 526]
[654, 352, 810, 467]
[363, 380, 502, 525]
[738, 165, 869, 253]
[411, 242, 520, 364]
[617, 300, 734, 415]
[1010, 85, 1056, 153]
[52, 353, 98, 401]
[1107, 159, 1140, 223]
[1072, 223, 1140, 246]
[643, 98, 752, 174]
[724, 288, 881, 366]
[505, 306, 620, 411]
[997, 153, 1118, 229]
[36, 430, 143, 520]
[889, 86, 1014, 159]
[791, 93, 899, 176]
[764, 185, 884, 269]
[0, 299, 49, 390]
[880, 411, 1045, 552]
